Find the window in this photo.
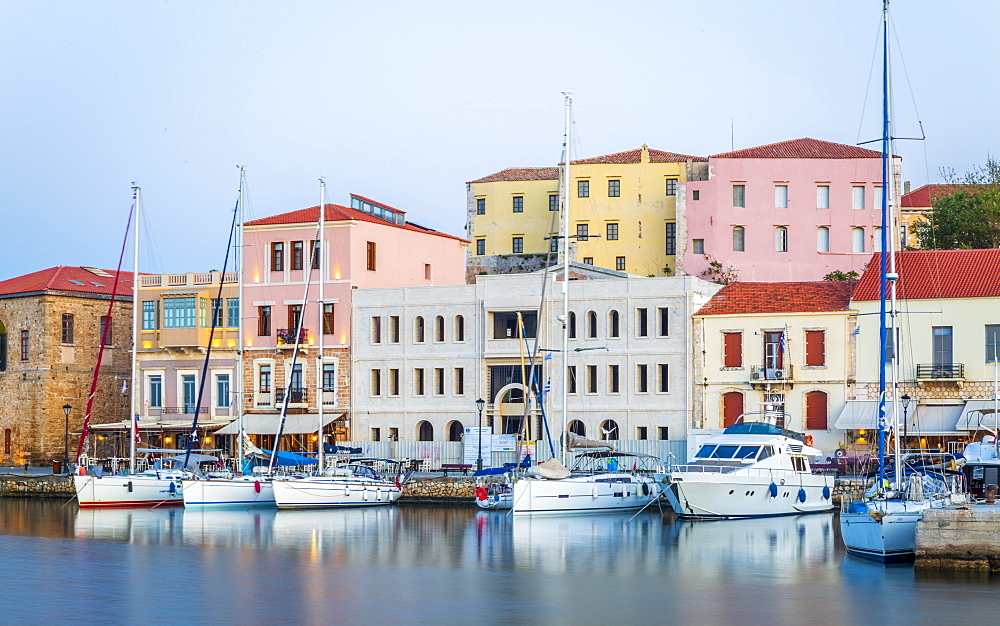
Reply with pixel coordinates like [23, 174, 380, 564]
[609, 310, 620, 338]
[665, 222, 676, 255]
[149, 375, 162, 408]
[608, 179, 620, 197]
[637, 308, 648, 337]
[775, 226, 788, 252]
[567, 365, 577, 393]
[371, 369, 382, 396]
[414, 368, 425, 396]
[775, 185, 788, 208]
[182, 374, 196, 413]
[577, 180, 589, 198]
[455, 315, 465, 342]
[323, 303, 334, 335]
[606, 223, 619, 240]
[637, 364, 648, 393]
[692, 239, 704, 255]
[434, 316, 445, 342]
[817, 185, 830, 209]
[289, 364, 304, 402]
[199, 297, 210, 327]
[164, 297, 196, 329]
[389, 316, 400, 343]
[873, 227, 883, 253]
[987, 325, 1000, 362]
[371, 428, 381, 442]
[817, 227, 830, 252]
[666, 178, 678, 196]
[288, 304, 302, 331]
[549, 237, 559, 253]
[291, 241, 304, 270]
[508, 196, 522, 214]
[366, 241, 377, 271]
[434, 368, 445, 395]
[576, 223, 589, 241]
[211, 298, 224, 328]
[142, 301, 157, 330]
[587, 311, 597, 338]
[271, 242, 284, 271]
[583, 257, 593, 265]
[933, 326, 954, 368]
[389, 369, 400, 396]
[658, 307, 669, 337]
[476, 197, 486, 214]
[723, 332, 743, 368]
[310, 240, 321, 270]
[805, 391, 828, 430]
[875, 186, 884, 210]
[258, 364, 272, 394]
[658, 364, 669, 392]
[733, 184, 746, 208]
[414, 316, 425, 343]
[512, 237, 524, 253]
[805, 330, 826, 366]
[424, 263, 431, 280]
[568, 312, 577, 338]
[549, 194, 559, 211]
[852, 227, 865, 253]
[454, 367, 465, 395]
[323, 363, 336, 394]
[637, 426, 648, 440]
[61, 314, 74, 344]
[20, 330, 28, 361]
[99, 316, 112, 345]
[257, 306, 271, 336]
[733, 226, 745, 252]
[658, 427, 669, 440]
[616, 256, 626, 271]
[692, 190, 700, 201]
[476, 239, 486, 256]
[216, 374, 230, 408]
[609, 364, 620, 393]
[227, 298, 239, 328]
[587, 365, 598, 394]
[852, 186, 865, 210]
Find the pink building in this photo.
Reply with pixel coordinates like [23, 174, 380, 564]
[242, 194, 467, 443]
[680, 138, 897, 282]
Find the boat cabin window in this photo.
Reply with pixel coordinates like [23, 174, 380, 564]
[791, 456, 807, 472]
[695, 444, 716, 458]
[758, 446, 775, 461]
[735, 446, 760, 459]
[711, 445, 740, 459]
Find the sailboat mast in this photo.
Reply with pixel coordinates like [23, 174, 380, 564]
[130, 185, 141, 474]
[236, 167, 246, 470]
[560, 94, 572, 466]
[318, 179, 326, 470]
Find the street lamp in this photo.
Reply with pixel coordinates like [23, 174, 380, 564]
[475, 398, 486, 472]
[900, 394, 911, 449]
[62, 404, 71, 473]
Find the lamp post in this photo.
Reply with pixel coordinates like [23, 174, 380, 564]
[475, 398, 486, 472]
[900, 394, 911, 450]
[62, 404, 71, 473]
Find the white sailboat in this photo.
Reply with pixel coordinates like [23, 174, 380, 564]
[511, 95, 660, 516]
[838, 1, 964, 561]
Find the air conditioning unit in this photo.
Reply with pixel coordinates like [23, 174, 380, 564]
[751, 370, 761, 380]
[773, 370, 784, 379]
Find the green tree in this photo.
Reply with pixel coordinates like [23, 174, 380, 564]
[823, 270, 859, 281]
[915, 156, 1000, 249]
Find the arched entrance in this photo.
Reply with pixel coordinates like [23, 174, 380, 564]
[447, 421, 464, 442]
[568, 420, 586, 437]
[599, 419, 620, 440]
[416, 421, 434, 441]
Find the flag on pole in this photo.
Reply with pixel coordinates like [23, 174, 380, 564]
[133, 413, 141, 444]
[121, 379, 128, 394]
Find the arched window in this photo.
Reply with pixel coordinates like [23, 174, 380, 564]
[600, 419, 620, 440]
[722, 391, 743, 427]
[434, 316, 445, 342]
[568, 312, 577, 339]
[447, 421, 464, 442]
[873, 227, 883, 252]
[732, 226, 745, 252]
[587, 311, 597, 338]
[417, 420, 433, 441]
[805, 390, 828, 430]
[775, 226, 788, 252]
[568, 420, 586, 437]
[817, 226, 830, 253]
[454, 315, 465, 342]
[852, 227, 865, 253]
[0, 319, 7, 372]
[414, 316, 425, 343]
[608, 310, 620, 338]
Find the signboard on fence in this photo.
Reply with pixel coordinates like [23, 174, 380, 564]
[492, 434, 517, 452]
[519, 443, 536, 463]
[463, 427, 492, 465]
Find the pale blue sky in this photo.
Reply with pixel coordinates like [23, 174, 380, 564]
[2, 1, 997, 278]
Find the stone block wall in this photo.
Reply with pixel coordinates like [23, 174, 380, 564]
[916, 507, 1000, 571]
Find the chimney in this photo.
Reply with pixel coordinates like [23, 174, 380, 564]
[641, 144, 649, 164]
[903, 180, 911, 195]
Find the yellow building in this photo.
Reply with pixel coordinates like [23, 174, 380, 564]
[466, 146, 707, 282]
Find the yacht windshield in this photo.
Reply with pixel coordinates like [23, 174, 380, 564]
[736, 446, 760, 459]
[695, 445, 717, 458]
[712, 445, 740, 459]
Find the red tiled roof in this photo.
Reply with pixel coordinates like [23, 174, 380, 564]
[468, 167, 560, 184]
[0, 266, 134, 298]
[696, 281, 857, 316]
[244, 202, 468, 243]
[853, 250, 1000, 301]
[571, 147, 706, 164]
[711, 138, 883, 160]
[900, 184, 983, 208]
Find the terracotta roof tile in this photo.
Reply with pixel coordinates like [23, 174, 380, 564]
[711, 138, 883, 160]
[0, 266, 134, 298]
[853, 250, 1000, 301]
[900, 184, 983, 208]
[244, 202, 467, 243]
[571, 147, 706, 164]
[696, 281, 857, 316]
[468, 167, 560, 184]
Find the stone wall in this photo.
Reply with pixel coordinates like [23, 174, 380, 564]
[0, 474, 75, 498]
[400, 476, 476, 503]
[916, 507, 1000, 571]
[464, 254, 552, 284]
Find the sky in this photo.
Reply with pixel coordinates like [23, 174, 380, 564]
[2, 0, 998, 279]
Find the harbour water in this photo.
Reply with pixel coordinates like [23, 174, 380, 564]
[1, 500, 998, 622]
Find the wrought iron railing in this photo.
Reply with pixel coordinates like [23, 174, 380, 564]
[275, 388, 307, 404]
[916, 363, 964, 379]
[160, 406, 211, 414]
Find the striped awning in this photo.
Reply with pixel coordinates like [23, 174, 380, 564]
[833, 401, 880, 430]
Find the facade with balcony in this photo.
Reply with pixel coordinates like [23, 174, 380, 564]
[351, 264, 722, 446]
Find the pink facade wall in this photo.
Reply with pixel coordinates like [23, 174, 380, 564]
[681, 157, 890, 282]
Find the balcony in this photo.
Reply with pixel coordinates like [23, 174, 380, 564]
[917, 363, 965, 386]
[748, 365, 793, 388]
[276, 328, 308, 347]
[275, 388, 308, 407]
[160, 406, 211, 415]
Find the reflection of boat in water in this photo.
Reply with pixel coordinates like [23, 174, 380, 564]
[73, 506, 185, 543]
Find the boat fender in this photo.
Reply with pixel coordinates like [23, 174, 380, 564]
[769, 483, 778, 498]
[642, 483, 650, 497]
[254, 480, 261, 494]
[127, 481, 133, 493]
[822, 486, 831, 500]
[592, 484, 599, 499]
[797, 488, 806, 503]
[78, 466, 87, 476]
[169, 481, 177, 495]
[476, 486, 488, 501]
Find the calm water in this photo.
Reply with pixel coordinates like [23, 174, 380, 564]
[1, 500, 998, 623]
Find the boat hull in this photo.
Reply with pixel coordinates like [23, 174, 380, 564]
[181, 477, 276, 508]
[271, 477, 402, 509]
[511, 473, 660, 516]
[839, 500, 930, 562]
[74, 473, 186, 508]
[665, 472, 834, 519]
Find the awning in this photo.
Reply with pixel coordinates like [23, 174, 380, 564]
[214, 413, 344, 435]
[957, 400, 1000, 430]
[907, 404, 963, 435]
[833, 401, 880, 429]
[80, 420, 231, 433]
